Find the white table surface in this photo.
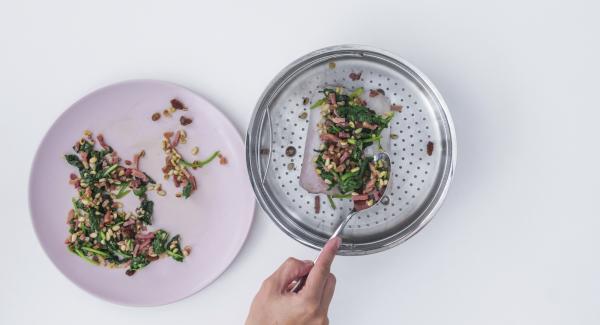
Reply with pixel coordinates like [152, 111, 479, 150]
[1, 0, 599, 324]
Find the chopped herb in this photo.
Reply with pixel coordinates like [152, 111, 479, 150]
[327, 195, 336, 209]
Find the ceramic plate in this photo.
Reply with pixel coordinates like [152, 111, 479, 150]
[29, 80, 255, 306]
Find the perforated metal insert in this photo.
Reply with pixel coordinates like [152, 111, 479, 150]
[247, 46, 455, 255]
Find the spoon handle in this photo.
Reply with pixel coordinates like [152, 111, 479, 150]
[290, 212, 356, 293]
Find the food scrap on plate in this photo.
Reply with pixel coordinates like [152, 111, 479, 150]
[64, 131, 189, 276]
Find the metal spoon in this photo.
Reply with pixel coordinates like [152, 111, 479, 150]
[291, 152, 392, 293]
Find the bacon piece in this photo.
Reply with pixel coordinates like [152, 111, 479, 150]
[190, 175, 197, 190]
[171, 131, 180, 148]
[354, 200, 369, 211]
[314, 196, 321, 213]
[67, 209, 74, 224]
[123, 219, 135, 227]
[136, 232, 155, 240]
[373, 191, 381, 202]
[97, 134, 108, 148]
[362, 122, 378, 130]
[427, 141, 434, 156]
[338, 131, 350, 139]
[391, 104, 403, 112]
[339, 151, 350, 164]
[352, 194, 369, 201]
[330, 117, 346, 124]
[363, 177, 376, 194]
[130, 169, 148, 182]
[328, 93, 337, 105]
[133, 150, 144, 170]
[320, 133, 340, 143]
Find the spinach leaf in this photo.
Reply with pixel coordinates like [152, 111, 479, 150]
[152, 230, 169, 254]
[130, 255, 150, 271]
[182, 182, 192, 199]
[65, 154, 84, 171]
[139, 199, 154, 225]
[166, 235, 184, 262]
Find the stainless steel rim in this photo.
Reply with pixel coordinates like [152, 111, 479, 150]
[246, 44, 456, 255]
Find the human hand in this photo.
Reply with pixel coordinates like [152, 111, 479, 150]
[245, 237, 341, 325]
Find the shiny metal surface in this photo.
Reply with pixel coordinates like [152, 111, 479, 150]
[246, 45, 456, 255]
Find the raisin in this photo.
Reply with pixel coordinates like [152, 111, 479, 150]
[171, 98, 186, 110]
[285, 146, 296, 157]
[349, 72, 362, 81]
[427, 141, 434, 156]
[180, 116, 193, 126]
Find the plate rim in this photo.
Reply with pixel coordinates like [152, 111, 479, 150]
[28, 79, 255, 306]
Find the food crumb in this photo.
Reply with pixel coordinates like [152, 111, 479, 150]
[328, 62, 336, 69]
[427, 141, 434, 156]
[302, 97, 309, 105]
[285, 146, 297, 157]
[163, 109, 172, 117]
[390, 133, 399, 140]
[369, 89, 380, 97]
[391, 104, 403, 112]
[298, 111, 308, 120]
[191, 146, 199, 155]
[260, 148, 270, 155]
[151, 112, 161, 121]
[287, 162, 295, 170]
[171, 99, 187, 111]
[314, 196, 321, 214]
[349, 72, 362, 81]
[218, 153, 228, 165]
[180, 116, 193, 126]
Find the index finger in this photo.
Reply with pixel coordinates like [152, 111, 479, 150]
[304, 236, 341, 298]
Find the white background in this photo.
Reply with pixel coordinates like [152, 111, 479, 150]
[1, 0, 599, 324]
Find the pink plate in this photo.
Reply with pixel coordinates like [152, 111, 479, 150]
[29, 80, 255, 306]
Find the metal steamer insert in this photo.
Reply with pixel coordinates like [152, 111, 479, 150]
[246, 45, 456, 255]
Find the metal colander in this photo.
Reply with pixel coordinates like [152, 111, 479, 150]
[246, 45, 456, 255]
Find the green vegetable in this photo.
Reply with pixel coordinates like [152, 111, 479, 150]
[311, 87, 393, 195]
[72, 246, 98, 265]
[152, 230, 169, 255]
[101, 164, 119, 177]
[139, 199, 154, 225]
[130, 255, 150, 271]
[133, 185, 147, 197]
[310, 98, 326, 109]
[349, 87, 364, 98]
[180, 151, 220, 169]
[166, 235, 185, 262]
[182, 182, 192, 199]
[327, 195, 336, 209]
[65, 154, 84, 171]
[332, 194, 352, 199]
[115, 182, 130, 199]
[65, 131, 189, 275]
[81, 246, 109, 258]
